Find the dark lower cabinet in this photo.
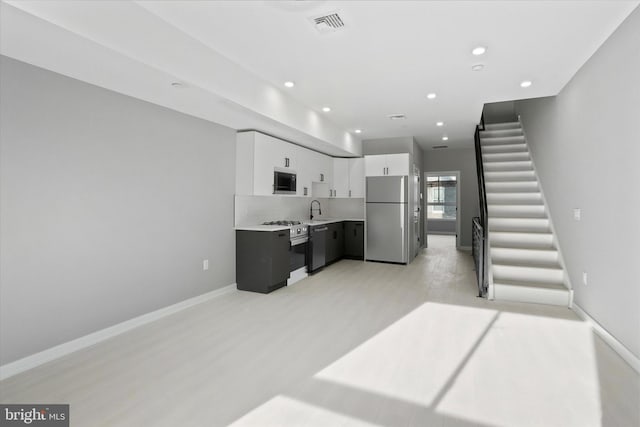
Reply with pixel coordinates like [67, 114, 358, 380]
[326, 222, 344, 265]
[344, 221, 365, 259]
[236, 230, 290, 293]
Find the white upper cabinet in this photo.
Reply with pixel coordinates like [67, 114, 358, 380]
[348, 158, 365, 198]
[236, 131, 336, 197]
[330, 157, 365, 198]
[332, 158, 350, 198]
[385, 153, 411, 176]
[365, 153, 411, 177]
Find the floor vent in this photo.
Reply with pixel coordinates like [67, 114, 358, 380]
[311, 12, 345, 34]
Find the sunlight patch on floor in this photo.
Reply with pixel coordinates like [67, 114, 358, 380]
[228, 395, 379, 427]
[314, 302, 498, 407]
[436, 312, 601, 427]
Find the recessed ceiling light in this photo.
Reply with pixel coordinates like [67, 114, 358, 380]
[354, 129, 362, 134]
[520, 80, 532, 88]
[284, 81, 295, 88]
[427, 93, 437, 99]
[442, 136, 449, 141]
[472, 46, 487, 56]
[436, 121, 444, 127]
[322, 107, 331, 112]
[471, 64, 485, 71]
[171, 82, 185, 88]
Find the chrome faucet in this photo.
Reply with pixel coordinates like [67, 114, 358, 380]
[310, 200, 322, 220]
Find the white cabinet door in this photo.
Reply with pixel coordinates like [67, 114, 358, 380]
[385, 153, 410, 176]
[365, 155, 387, 177]
[309, 151, 331, 197]
[348, 158, 365, 198]
[253, 132, 299, 195]
[294, 145, 313, 197]
[252, 134, 276, 195]
[333, 158, 350, 198]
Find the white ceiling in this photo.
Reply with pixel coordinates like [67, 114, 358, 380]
[2, 1, 638, 154]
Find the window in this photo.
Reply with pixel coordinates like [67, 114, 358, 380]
[426, 175, 457, 219]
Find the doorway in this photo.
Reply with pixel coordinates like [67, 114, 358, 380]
[425, 171, 460, 249]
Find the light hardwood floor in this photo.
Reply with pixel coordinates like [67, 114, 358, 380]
[1, 235, 638, 426]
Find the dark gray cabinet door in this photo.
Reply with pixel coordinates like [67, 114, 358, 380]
[344, 221, 364, 259]
[236, 230, 290, 293]
[325, 222, 345, 264]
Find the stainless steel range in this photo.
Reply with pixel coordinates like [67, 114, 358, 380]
[262, 220, 308, 272]
[262, 220, 308, 243]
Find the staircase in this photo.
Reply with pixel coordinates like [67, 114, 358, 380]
[480, 121, 572, 306]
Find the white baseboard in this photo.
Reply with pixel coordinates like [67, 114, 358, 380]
[288, 267, 308, 286]
[572, 303, 640, 373]
[0, 283, 237, 381]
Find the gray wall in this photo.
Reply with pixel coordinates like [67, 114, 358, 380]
[362, 136, 415, 156]
[0, 57, 237, 365]
[514, 6, 640, 358]
[424, 148, 479, 248]
[483, 101, 517, 124]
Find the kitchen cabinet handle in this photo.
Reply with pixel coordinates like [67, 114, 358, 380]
[320, 173, 324, 182]
[349, 190, 352, 197]
[285, 157, 290, 167]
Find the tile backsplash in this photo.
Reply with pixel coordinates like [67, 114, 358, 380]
[235, 195, 364, 226]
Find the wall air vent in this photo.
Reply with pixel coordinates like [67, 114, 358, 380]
[388, 114, 406, 120]
[310, 12, 345, 34]
[432, 145, 448, 149]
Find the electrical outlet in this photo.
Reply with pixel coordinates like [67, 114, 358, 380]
[582, 271, 588, 286]
[203, 259, 209, 271]
[573, 208, 581, 221]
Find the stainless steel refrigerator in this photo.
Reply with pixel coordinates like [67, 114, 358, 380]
[366, 176, 409, 264]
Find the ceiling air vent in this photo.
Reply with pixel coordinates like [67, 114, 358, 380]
[432, 145, 448, 149]
[310, 12, 345, 34]
[388, 114, 406, 121]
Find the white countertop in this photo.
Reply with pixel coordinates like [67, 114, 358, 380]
[235, 225, 291, 232]
[235, 218, 364, 231]
[305, 218, 365, 226]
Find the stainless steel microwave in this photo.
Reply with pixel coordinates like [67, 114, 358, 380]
[274, 168, 297, 194]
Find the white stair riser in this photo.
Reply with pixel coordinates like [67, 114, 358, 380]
[484, 122, 521, 131]
[480, 129, 523, 138]
[482, 143, 528, 154]
[488, 205, 547, 218]
[491, 248, 560, 267]
[494, 284, 570, 306]
[483, 152, 531, 162]
[489, 218, 550, 233]
[490, 232, 554, 249]
[484, 171, 536, 182]
[486, 181, 539, 193]
[487, 193, 542, 205]
[493, 265, 564, 284]
[481, 136, 526, 146]
[483, 161, 533, 172]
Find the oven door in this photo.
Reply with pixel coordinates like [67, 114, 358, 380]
[290, 238, 308, 272]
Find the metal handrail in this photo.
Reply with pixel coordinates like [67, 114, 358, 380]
[473, 113, 488, 297]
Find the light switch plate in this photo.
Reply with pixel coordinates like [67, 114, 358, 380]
[203, 259, 209, 271]
[582, 271, 588, 286]
[573, 208, 581, 221]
